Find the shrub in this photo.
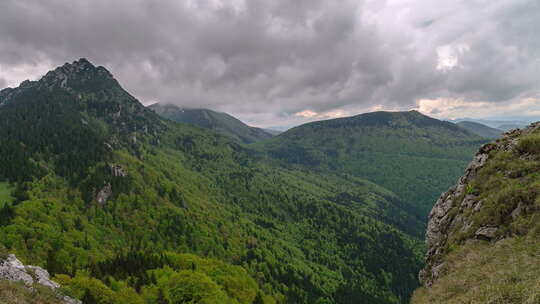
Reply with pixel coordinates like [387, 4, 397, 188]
[516, 134, 540, 155]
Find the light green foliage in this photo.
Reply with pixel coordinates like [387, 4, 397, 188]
[0, 182, 14, 207]
[152, 268, 231, 304]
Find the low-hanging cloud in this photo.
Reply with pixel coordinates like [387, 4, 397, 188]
[0, 0, 538, 127]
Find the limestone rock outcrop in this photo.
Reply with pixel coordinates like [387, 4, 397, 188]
[420, 122, 540, 286]
[0, 254, 81, 304]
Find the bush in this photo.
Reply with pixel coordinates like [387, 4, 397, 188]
[516, 134, 540, 155]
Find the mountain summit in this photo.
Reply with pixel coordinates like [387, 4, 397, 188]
[0, 58, 163, 182]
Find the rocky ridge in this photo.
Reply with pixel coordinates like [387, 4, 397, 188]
[419, 122, 540, 286]
[0, 254, 81, 304]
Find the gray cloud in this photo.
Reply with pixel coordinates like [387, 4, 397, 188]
[0, 0, 538, 127]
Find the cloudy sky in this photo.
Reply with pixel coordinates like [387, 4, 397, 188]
[0, 0, 538, 128]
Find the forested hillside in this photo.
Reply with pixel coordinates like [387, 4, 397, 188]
[149, 103, 273, 144]
[0, 59, 424, 303]
[257, 111, 486, 217]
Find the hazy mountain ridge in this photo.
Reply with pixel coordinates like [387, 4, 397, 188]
[455, 121, 503, 139]
[149, 103, 273, 144]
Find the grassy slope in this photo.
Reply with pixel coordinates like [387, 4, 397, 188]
[0, 280, 63, 304]
[412, 238, 540, 303]
[412, 126, 540, 303]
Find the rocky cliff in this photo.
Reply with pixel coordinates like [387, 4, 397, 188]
[0, 254, 80, 303]
[414, 122, 540, 303]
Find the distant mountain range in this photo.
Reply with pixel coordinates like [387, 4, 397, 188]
[149, 103, 274, 144]
[450, 117, 531, 131]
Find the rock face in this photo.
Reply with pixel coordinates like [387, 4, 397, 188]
[0, 254, 81, 304]
[109, 163, 128, 177]
[419, 122, 540, 286]
[96, 183, 113, 205]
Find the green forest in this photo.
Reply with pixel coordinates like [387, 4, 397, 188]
[0, 59, 482, 303]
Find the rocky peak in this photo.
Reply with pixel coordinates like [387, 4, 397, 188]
[420, 122, 540, 286]
[40, 58, 112, 89]
[0, 58, 114, 106]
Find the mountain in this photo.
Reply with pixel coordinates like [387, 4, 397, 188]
[0, 59, 424, 303]
[412, 123, 540, 303]
[149, 103, 273, 144]
[450, 118, 530, 129]
[497, 123, 525, 131]
[263, 128, 283, 136]
[257, 111, 486, 216]
[456, 121, 503, 138]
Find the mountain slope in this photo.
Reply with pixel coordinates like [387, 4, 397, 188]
[257, 111, 486, 216]
[0, 59, 424, 303]
[413, 124, 540, 303]
[149, 103, 273, 144]
[456, 121, 502, 138]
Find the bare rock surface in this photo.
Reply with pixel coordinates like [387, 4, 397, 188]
[0, 254, 81, 303]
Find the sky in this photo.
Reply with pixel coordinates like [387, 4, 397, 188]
[0, 0, 538, 128]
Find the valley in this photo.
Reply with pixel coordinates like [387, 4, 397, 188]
[0, 59, 531, 304]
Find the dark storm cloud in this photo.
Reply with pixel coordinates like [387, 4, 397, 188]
[0, 0, 538, 126]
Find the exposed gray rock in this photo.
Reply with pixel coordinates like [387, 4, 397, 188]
[475, 226, 498, 240]
[511, 202, 524, 220]
[0, 254, 81, 304]
[109, 163, 128, 177]
[96, 183, 112, 205]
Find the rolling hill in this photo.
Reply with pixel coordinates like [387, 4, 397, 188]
[257, 111, 487, 216]
[455, 121, 503, 139]
[0, 59, 424, 303]
[149, 103, 273, 144]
